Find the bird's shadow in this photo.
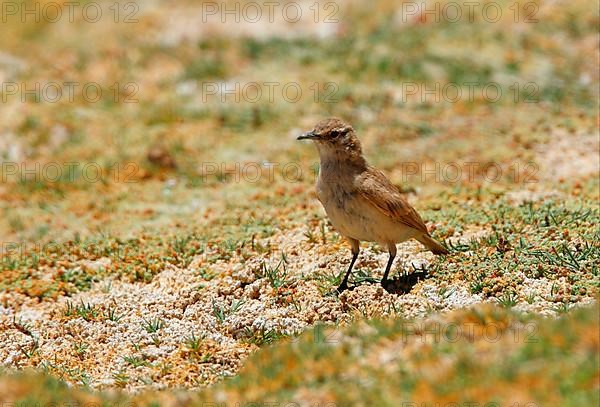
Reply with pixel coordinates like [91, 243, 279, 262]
[381, 271, 428, 294]
[349, 267, 429, 295]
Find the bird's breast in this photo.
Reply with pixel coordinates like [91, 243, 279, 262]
[317, 174, 356, 211]
[316, 174, 372, 239]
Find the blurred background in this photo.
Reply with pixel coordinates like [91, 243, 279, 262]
[1, 0, 596, 248]
[0, 0, 598, 404]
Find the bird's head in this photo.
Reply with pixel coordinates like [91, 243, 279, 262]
[297, 118, 363, 162]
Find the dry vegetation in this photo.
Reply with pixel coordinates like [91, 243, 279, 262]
[0, 0, 598, 405]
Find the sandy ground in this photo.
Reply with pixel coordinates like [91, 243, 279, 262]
[1, 217, 595, 391]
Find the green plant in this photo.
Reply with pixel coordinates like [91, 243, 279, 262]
[18, 338, 39, 359]
[63, 301, 76, 317]
[498, 291, 518, 308]
[73, 342, 88, 359]
[185, 333, 203, 354]
[312, 268, 344, 293]
[141, 318, 164, 333]
[106, 306, 123, 322]
[151, 335, 161, 346]
[241, 327, 287, 346]
[112, 370, 129, 387]
[212, 299, 245, 324]
[257, 254, 290, 289]
[554, 301, 571, 314]
[75, 301, 99, 321]
[123, 355, 148, 367]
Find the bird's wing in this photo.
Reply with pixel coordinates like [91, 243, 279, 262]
[356, 168, 429, 234]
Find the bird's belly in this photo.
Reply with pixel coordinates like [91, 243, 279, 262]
[318, 188, 414, 244]
[320, 195, 384, 243]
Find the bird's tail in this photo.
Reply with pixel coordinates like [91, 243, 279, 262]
[417, 234, 449, 255]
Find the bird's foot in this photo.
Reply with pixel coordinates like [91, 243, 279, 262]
[336, 281, 349, 293]
[328, 281, 349, 296]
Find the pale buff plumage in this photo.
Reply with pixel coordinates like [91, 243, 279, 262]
[298, 118, 448, 292]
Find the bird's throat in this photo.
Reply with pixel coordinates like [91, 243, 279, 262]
[317, 146, 367, 180]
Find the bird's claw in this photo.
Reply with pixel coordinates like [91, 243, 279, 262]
[326, 282, 349, 297]
[336, 281, 349, 293]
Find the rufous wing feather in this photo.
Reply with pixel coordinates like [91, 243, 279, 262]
[356, 168, 429, 234]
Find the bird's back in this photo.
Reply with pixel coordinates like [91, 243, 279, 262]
[355, 166, 429, 234]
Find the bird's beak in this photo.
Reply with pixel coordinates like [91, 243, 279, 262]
[297, 131, 319, 140]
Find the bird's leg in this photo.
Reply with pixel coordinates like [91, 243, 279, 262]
[336, 251, 358, 292]
[381, 244, 397, 286]
[336, 238, 360, 293]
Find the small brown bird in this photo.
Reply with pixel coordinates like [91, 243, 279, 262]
[298, 118, 448, 293]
